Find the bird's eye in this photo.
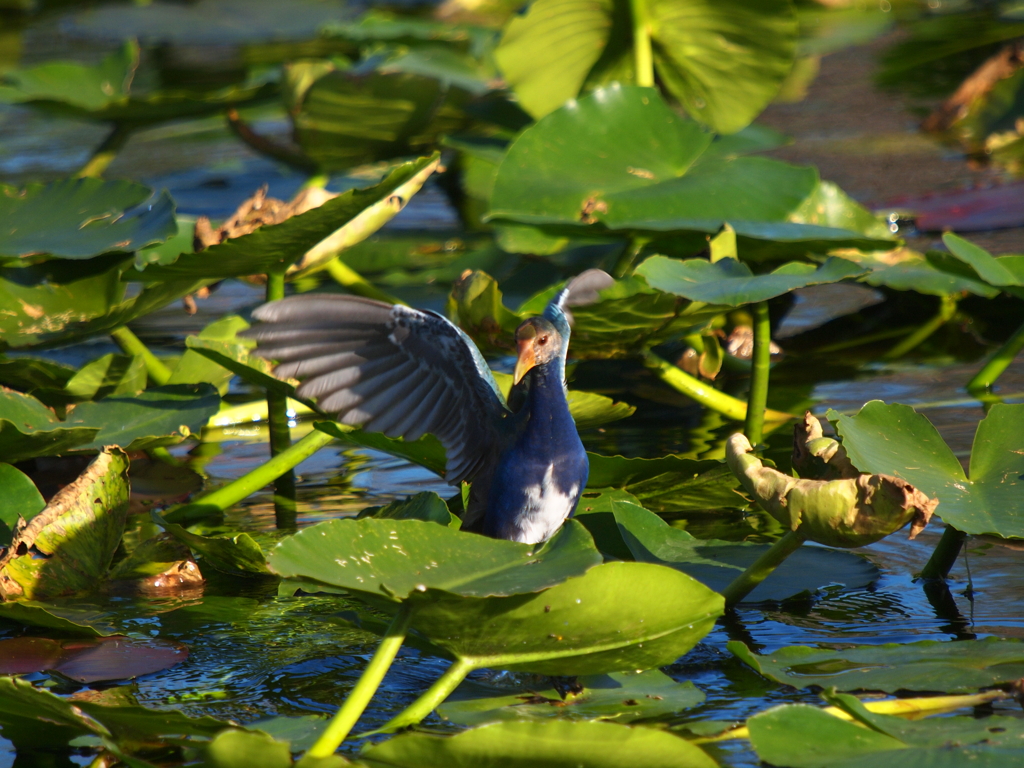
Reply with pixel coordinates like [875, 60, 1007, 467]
[538, 336, 548, 345]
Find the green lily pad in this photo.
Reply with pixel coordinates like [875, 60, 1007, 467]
[830, 401, 1024, 539]
[729, 637, 1024, 693]
[65, 384, 221, 453]
[852, 249, 1000, 298]
[494, 0, 796, 134]
[0, 448, 129, 600]
[749, 690, 1024, 768]
[153, 511, 273, 576]
[0, 177, 177, 263]
[201, 729, 294, 768]
[489, 86, 819, 233]
[586, 453, 742, 512]
[186, 335, 300, 401]
[438, 670, 705, 726]
[0, 462, 45, 545]
[63, 353, 146, 401]
[357, 491, 461, 528]
[491, 370, 635, 428]
[0, 388, 98, 463]
[0, 357, 76, 392]
[315, 421, 447, 477]
[125, 154, 439, 281]
[636, 255, 865, 306]
[169, 315, 254, 395]
[362, 719, 718, 768]
[940, 232, 1024, 295]
[267, 515, 602, 603]
[0, 600, 116, 637]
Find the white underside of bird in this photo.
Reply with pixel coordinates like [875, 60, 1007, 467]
[509, 464, 580, 544]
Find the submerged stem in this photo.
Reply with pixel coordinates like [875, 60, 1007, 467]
[307, 604, 414, 758]
[630, 0, 654, 87]
[109, 326, 172, 386]
[882, 294, 958, 360]
[721, 530, 806, 608]
[744, 301, 771, 446]
[76, 123, 133, 179]
[967, 318, 1024, 392]
[369, 656, 476, 735]
[162, 428, 334, 524]
[920, 525, 968, 580]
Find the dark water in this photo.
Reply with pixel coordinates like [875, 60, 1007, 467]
[2, 5, 1024, 767]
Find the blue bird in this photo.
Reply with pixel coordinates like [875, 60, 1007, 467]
[243, 269, 613, 544]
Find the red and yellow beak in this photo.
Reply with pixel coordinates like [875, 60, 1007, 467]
[513, 323, 538, 385]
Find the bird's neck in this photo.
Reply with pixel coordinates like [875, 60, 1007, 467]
[523, 362, 573, 427]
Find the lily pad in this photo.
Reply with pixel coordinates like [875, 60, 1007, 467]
[357, 491, 461, 528]
[153, 511, 273, 576]
[438, 670, 705, 726]
[729, 637, 1024, 693]
[169, 315, 254, 395]
[0, 462, 45, 545]
[636, 255, 865, 306]
[64, 383, 219, 453]
[126, 154, 439, 281]
[0, 357, 76, 392]
[492, 370, 635, 428]
[267, 515, 602, 603]
[830, 401, 1024, 539]
[186, 335, 300, 401]
[0, 388, 98, 464]
[63, 353, 146, 401]
[852, 249, 1000, 299]
[0, 448, 129, 600]
[0, 178, 177, 263]
[749, 690, 1024, 768]
[0, 635, 188, 683]
[0, 600, 117, 637]
[362, 719, 718, 768]
[586, 453, 742, 512]
[494, 0, 796, 134]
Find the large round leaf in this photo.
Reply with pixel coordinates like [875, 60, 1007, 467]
[362, 720, 718, 768]
[830, 401, 1024, 539]
[267, 515, 603, 602]
[495, 0, 797, 134]
[489, 86, 821, 236]
[730, 637, 1024, 694]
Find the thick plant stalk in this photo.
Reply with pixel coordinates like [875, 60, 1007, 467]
[325, 258, 406, 305]
[612, 236, 649, 278]
[369, 656, 476, 735]
[882, 294, 958, 360]
[162, 428, 334, 524]
[264, 269, 297, 527]
[630, 0, 654, 87]
[721, 530, 806, 607]
[77, 123, 133, 179]
[643, 352, 794, 425]
[744, 301, 771, 446]
[109, 326, 172, 385]
[306, 604, 415, 758]
[920, 525, 968, 579]
[967, 318, 1024, 391]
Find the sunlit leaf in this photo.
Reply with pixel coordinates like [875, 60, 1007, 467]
[0, 600, 116, 637]
[357, 491, 461, 528]
[0, 463, 45, 546]
[831, 401, 1024, 540]
[154, 512, 273, 576]
[0, 388, 98, 464]
[63, 353, 146, 401]
[586, 452, 741, 512]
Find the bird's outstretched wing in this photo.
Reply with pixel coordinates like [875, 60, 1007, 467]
[546, 268, 615, 324]
[242, 295, 509, 485]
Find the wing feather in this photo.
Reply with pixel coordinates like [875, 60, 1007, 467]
[243, 295, 508, 484]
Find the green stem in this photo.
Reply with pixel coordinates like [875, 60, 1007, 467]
[264, 270, 296, 527]
[325, 258, 405, 305]
[967, 318, 1024, 392]
[306, 604, 414, 757]
[643, 352, 794, 425]
[612, 237, 649, 279]
[368, 656, 476, 735]
[744, 301, 771, 447]
[722, 530, 806, 608]
[630, 0, 654, 87]
[77, 123, 133, 179]
[882, 295, 958, 360]
[815, 325, 918, 354]
[920, 525, 967, 580]
[302, 172, 329, 190]
[109, 326, 171, 386]
[162, 428, 334, 524]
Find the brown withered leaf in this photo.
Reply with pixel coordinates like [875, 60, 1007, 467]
[194, 184, 338, 251]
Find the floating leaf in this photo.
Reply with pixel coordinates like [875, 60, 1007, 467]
[0, 601, 116, 637]
[186, 336, 299, 400]
[362, 719, 718, 768]
[491, 370, 635, 428]
[439, 670, 705, 726]
[126, 155, 440, 281]
[852, 249, 1000, 298]
[941, 231, 1024, 290]
[0, 177, 176, 263]
[830, 401, 1024, 540]
[106, 532, 204, 592]
[0, 635, 188, 683]
[0, 388, 98, 464]
[0, 463, 45, 546]
[201, 729, 294, 768]
[267, 515, 602, 603]
[0, 448, 129, 600]
[748, 690, 1024, 768]
[63, 353, 146, 401]
[730, 637, 1024, 694]
[357, 491, 461, 528]
[495, 0, 796, 134]
[65, 384, 220, 453]
[586, 453, 742, 512]
[168, 315, 252, 395]
[0, 357, 76, 392]
[637, 255, 865, 307]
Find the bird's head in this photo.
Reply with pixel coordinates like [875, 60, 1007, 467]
[513, 317, 565, 384]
